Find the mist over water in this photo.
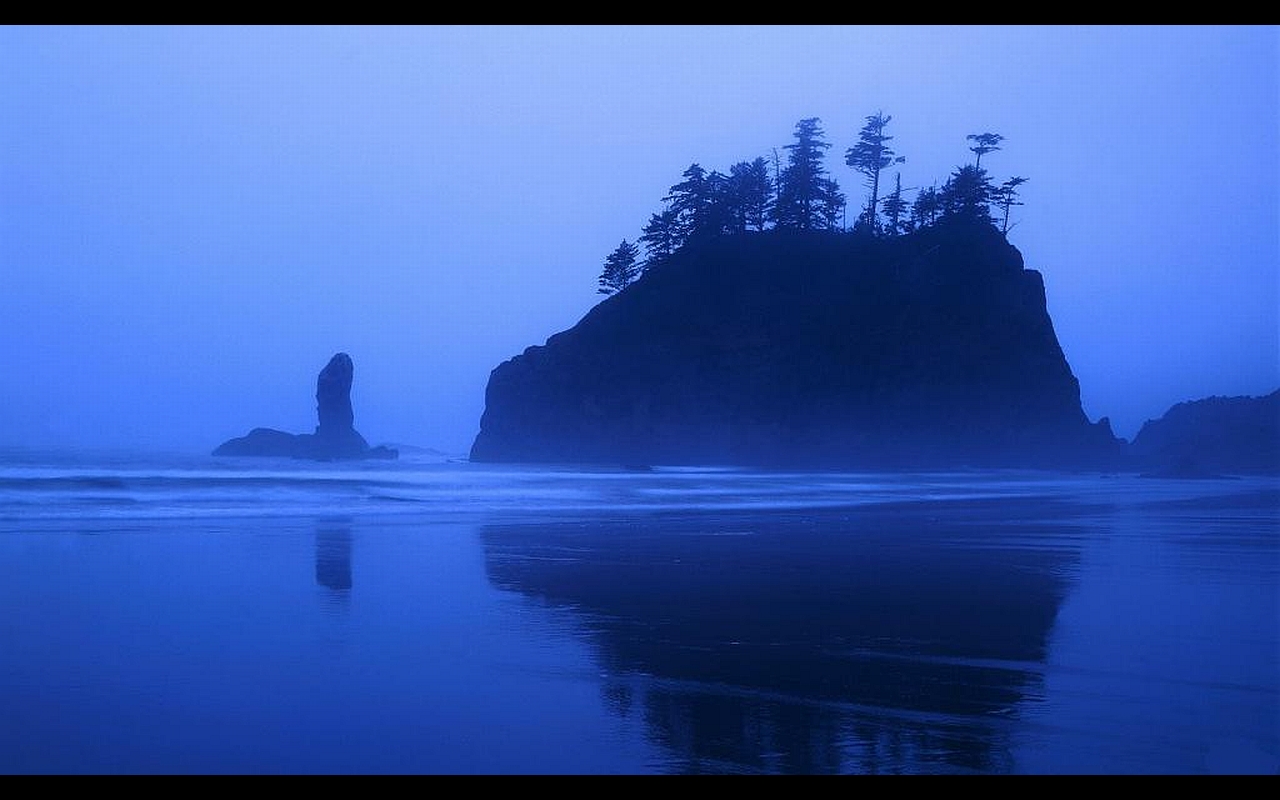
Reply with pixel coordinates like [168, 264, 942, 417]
[1, 26, 1276, 453]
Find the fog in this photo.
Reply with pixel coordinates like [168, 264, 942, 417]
[1, 25, 1276, 454]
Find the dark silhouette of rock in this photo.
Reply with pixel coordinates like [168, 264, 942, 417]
[212, 427, 299, 457]
[213, 353, 398, 461]
[312, 353, 370, 458]
[471, 220, 1121, 469]
[1131, 389, 1279, 476]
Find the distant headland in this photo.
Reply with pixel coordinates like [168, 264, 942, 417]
[1130, 390, 1279, 478]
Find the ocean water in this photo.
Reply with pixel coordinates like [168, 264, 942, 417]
[0, 450, 1276, 774]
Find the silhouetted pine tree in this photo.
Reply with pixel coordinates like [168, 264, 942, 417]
[938, 165, 995, 225]
[700, 170, 735, 239]
[846, 111, 905, 233]
[770, 148, 782, 217]
[597, 239, 640, 295]
[994, 176, 1028, 234]
[609, 120, 1030, 294]
[881, 172, 909, 236]
[664, 163, 711, 245]
[966, 132, 1003, 169]
[910, 184, 939, 229]
[773, 118, 834, 230]
[639, 207, 681, 267]
[728, 157, 773, 232]
[818, 178, 846, 231]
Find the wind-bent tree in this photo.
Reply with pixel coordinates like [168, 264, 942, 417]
[728, 157, 773, 232]
[966, 132, 1003, 169]
[597, 239, 640, 295]
[911, 184, 940, 229]
[880, 172, 909, 236]
[994, 176, 1028, 234]
[846, 111, 905, 233]
[773, 117, 835, 230]
[938, 165, 995, 224]
[639, 207, 681, 267]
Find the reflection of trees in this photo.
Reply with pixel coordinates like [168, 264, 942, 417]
[315, 517, 353, 597]
[482, 499, 1083, 773]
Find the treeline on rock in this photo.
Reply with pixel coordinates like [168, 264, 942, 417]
[598, 113, 1027, 295]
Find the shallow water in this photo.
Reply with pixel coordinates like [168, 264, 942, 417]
[0, 453, 1276, 773]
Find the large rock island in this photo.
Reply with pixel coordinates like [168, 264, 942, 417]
[470, 220, 1121, 469]
[214, 353, 397, 461]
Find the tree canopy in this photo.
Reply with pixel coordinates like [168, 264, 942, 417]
[994, 176, 1028, 234]
[639, 208, 680, 268]
[967, 132, 1003, 168]
[598, 239, 640, 295]
[773, 117, 837, 231]
[592, 117, 1025, 295]
[728, 157, 772, 233]
[846, 111, 905, 233]
[881, 172, 909, 236]
[938, 164, 995, 224]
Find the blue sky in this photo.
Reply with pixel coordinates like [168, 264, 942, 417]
[1, 25, 1276, 453]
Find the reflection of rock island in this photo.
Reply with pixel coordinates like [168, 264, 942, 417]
[315, 519, 352, 597]
[483, 498, 1084, 773]
[214, 353, 397, 461]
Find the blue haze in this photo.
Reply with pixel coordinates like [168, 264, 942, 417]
[1, 25, 1277, 453]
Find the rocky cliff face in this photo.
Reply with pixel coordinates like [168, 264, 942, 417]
[214, 353, 396, 461]
[471, 220, 1120, 469]
[1130, 390, 1279, 476]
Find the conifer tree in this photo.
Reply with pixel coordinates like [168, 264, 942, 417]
[818, 178, 846, 231]
[994, 176, 1028, 234]
[845, 111, 905, 233]
[664, 163, 710, 244]
[728, 157, 773, 232]
[911, 184, 940, 229]
[770, 148, 782, 212]
[700, 170, 734, 239]
[773, 118, 834, 230]
[966, 132, 1003, 169]
[881, 172, 909, 236]
[938, 165, 995, 225]
[597, 239, 640, 295]
[639, 207, 681, 267]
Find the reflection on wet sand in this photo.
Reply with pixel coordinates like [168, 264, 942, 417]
[315, 518, 352, 599]
[483, 496, 1087, 773]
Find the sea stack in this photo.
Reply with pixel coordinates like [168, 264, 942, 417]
[213, 352, 398, 460]
[312, 353, 371, 458]
[470, 220, 1121, 469]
